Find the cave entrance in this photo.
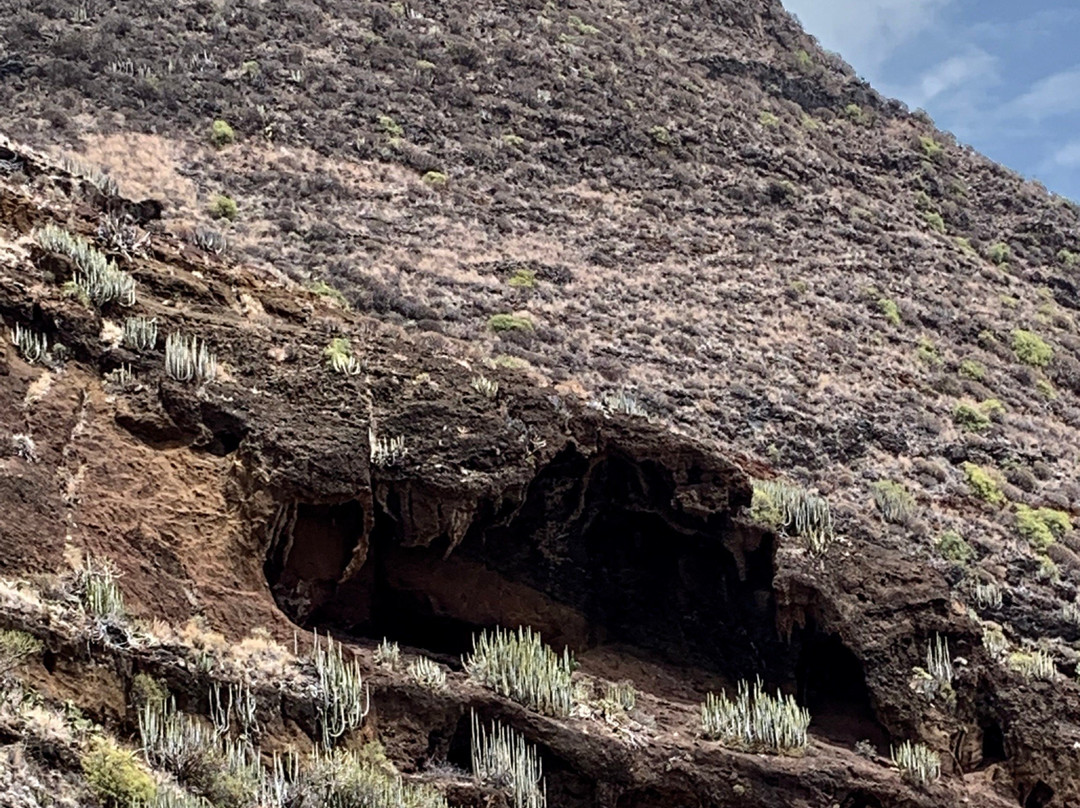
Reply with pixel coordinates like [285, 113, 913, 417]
[796, 631, 887, 748]
[267, 445, 792, 686]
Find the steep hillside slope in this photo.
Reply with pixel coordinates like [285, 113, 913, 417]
[1, 0, 1080, 806]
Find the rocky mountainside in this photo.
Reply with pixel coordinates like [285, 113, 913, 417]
[1, 0, 1080, 806]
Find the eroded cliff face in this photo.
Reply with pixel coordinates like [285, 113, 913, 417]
[1, 141, 1078, 808]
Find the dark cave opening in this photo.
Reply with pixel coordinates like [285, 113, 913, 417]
[1024, 781, 1055, 808]
[266, 446, 789, 684]
[981, 717, 1006, 766]
[796, 630, 888, 748]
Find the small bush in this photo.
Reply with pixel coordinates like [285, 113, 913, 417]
[1036, 379, 1057, 399]
[377, 115, 403, 137]
[701, 677, 810, 753]
[82, 738, 157, 807]
[953, 402, 990, 432]
[422, 170, 447, 186]
[937, 530, 972, 565]
[1058, 248, 1079, 267]
[916, 337, 942, 367]
[986, 242, 1011, 265]
[922, 211, 945, 233]
[1015, 505, 1071, 552]
[1011, 330, 1052, 367]
[210, 119, 235, 147]
[963, 463, 1003, 504]
[958, 359, 985, 381]
[508, 269, 537, 288]
[129, 673, 168, 709]
[209, 195, 237, 221]
[465, 626, 574, 717]
[758, 111, 779, 127]
[305, 280, 349, 308]
[488, 314, 533, 332]
[0, 629, 42, 676]
[877, 298, 901, 325]
[871, 481, 915, 525]
[919, 135, 943, 160]
[844, 103, 863, 122]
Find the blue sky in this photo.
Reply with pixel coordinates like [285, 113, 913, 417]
[782, 0, 1080, 201]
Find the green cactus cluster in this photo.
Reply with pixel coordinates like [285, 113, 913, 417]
[34, 222, 136, 307]
[891, 740, 940, 785]
[464, 626, 575, 717]
[165, 332, 217, 384]
[470, 712, 546, 808]
[700, 677, 810, 753]
[750, 479, 834, 552]
[311, 632, 370, 749]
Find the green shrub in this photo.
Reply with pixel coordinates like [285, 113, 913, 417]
[871, 480, 915, 524]
[919, 135, 943, 160]
[1015, 505, 1071, 552]
[649, 125, 672, 146]
[962, 463, 1003, 504]
[958, 359, 985, 381]
[1058, 248, 1078, 267]
[953, 403, 990, 432]
[981, 399, 1005, 420]
[0, 629, 42, 676]
[1011, 330, 1052, 366]
[937, 530, 973, 565]
[916, 337, 942, 367]
[488, 314, 533, 332]
[922, 210, 945, 233]
[508, 269, 537, 288]
[306, 280, 349, 308]
[130, 673, 168, 708]
[877, 298, 901, 325]
[955, 236, 977, 255]
[701, 677, 810, 753]
[209, 195, 237, 221]
[377, 115, 403, 137]
[464, 626, 574, 717]
[210, 119, 235, 147]
[1036, 379, 1057, 399]
[844, 103, 864, 122]
[986, 242, 1011, 265]
[758, 111, 779, 127]
[421, 170, 447, 186]
[82, 738, 157, 807]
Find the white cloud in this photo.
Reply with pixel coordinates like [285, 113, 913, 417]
[1048, 140, 1080, 169]
[1011, 66, 1080, 120]
[782, 0, 953, 74]
[909, 48, 998, 108]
